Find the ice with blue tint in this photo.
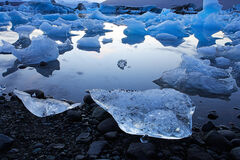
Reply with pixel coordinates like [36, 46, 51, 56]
[123, 19, 148, 36]
[77, 36, 100, 52]
[214, 57, 231, 69]
[0, 41, 14, 54]
[0, 12, 10, 25]
[14, 89, 81, 117]
[102, 38, 112, 44]
[14, 25, 36, 37]
[90, 89, 195, 139]
[12, 35, 59, 64]
[148, 20, 187, 38]
[8, 10, 28, 27]
[58, 39, 73, 54]
[154, 55, 237, 97]
[39, 22, 71, 37]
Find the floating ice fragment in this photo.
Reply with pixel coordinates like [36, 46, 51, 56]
[102, 38, 112, 44]
[123, 19, 148, 36]
[0, 40, 15, 54]
[39, 22, 71, 37]
[14, 25, 36, 38]
[117, 59, 127, 70]
[12, 35, 59, 64]
[89, 89, 195, 139]
[154, 55, 237, 97]
[214, 57, 231, 69]
[14, 89, 81, 117]
[77, 36, 100, 52]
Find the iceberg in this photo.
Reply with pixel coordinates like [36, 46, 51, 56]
[12, 35, 59, 64]
[90, 89, 195, 139]
[77, 36, 100, 52]
[39, 22, 71, 37]
[14, 90, 81, 117]
[14, 25, 36, 38]
[154, 69, 237, 97]
[8, 10, 28, 27]
[214, 57, 231, 69]
[0, 40, 15, 54]
[154, 55, 237, 97]
[123, 19, 148, 36]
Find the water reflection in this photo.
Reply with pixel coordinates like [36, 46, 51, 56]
[2, 60, 60, 78]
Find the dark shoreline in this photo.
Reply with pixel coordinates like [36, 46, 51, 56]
[0, 91, 240, 160]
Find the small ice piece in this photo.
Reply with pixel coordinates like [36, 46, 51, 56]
[117, 59, 127, 70]
[222, 44, 240, 62]
[123, 19, 148, 36]
[214, 57, 231, 69]
[39, 22, 71, 37]
[0, 85, 6, 94]
[89, 89, 195, 139]
[58, 39, 73, 54]
[14, 90, 81, 117]
[88, 10, 113, 21]
[0, 12, 11, 25]
[77, 36, 100, 52]
[12, 35, 59, 64]
[14, 25, 36, 38]
[102, 38, 113, 44]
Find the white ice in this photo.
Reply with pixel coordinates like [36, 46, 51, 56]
[90, 89, 195, 139]
[14, 90, 81, 117]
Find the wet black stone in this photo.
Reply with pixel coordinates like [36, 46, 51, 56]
[187, 145, 214, 160]
[76, 132, 92, 143]
[104, 131, 118, 139]
[208, 111, 219, 120]
[87, 141, 108, 156]
[202, 121, 216, 132]
[18, 65, 27, 69]
[83, 95, 94, 105]
[66, 110, 82, 121]
[231, 147, 240, 160]
[127, 142, 156, 160]
[0, 134, 14, 152]
[24, 89, 45, 99]
[91, 107, 108, 120]
[231, 139, 240, 148]
[218, 130, 236, 141]
[204, 130, 230, 152]
[97, 118, 119, 133]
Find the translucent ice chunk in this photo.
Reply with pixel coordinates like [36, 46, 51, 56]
[77, 36, 100, 52]
[12, 35, 59, 64]
[39, 22, 71, 37]
[14, 90, 81, 117]
[89, 89, 195, 139]
[15, 25, 36, 38]
[58, 39, 73, 54]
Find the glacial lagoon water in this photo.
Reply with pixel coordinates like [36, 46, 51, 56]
[0, 22, 240, 126]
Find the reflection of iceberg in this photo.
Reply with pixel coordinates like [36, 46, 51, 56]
[2, 60, 60, 78]
[154, 55, 237, 98]
[90, 89, 195, 139]
[122, 35, 145, 45]
[14, 89, 81, 117]
[117, 59, 127, 70]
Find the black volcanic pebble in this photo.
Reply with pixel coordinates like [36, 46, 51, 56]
[231, 139, 240, 148]
[202, 121, 216, 132]
[230, 147, 240, 160]
[87, 141, 108, 156]
[208, 111, 219, 120]
[66, 110, 82, 121]
[0, 134, 14, 152]
[24, 89, 45, 99]
[97, 118, 119, 133]
[83, 95, 94, 105]
[127, 142, 156, 160]
[187, 144, 214, 160]
[204, 130, 230, 152]
[218, 130, 236, 141]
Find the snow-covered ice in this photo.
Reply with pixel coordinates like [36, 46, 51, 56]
[14, 89, 81, 117]
[90, 89, 195, 139]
